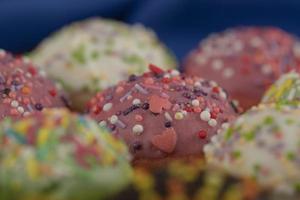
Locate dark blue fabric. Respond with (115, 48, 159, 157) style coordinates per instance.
(0, 0, 300, 61)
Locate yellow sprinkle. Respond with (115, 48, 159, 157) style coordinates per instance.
(26, 157, 39, 180)
(37, 128, 49, 145)
(174, 112, 184, 120)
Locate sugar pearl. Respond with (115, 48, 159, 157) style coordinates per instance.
(194, 81, 202, 87)
(11, 100, 18, 108)
(219, 91, 227, 99)
(99, 121, 107, 127)
(132, 124, 144, 135)
(132, 98, 141, 105)
(200, 110, 211, 121)
(208, 119, 217, 127)
(170, 70, 180, 77)
(110, 115, 118, 124)
(174, 112, 184, 120)
(191, 99, 200, 107)
(103, 103, 112, 111)
(17, 106, 24, 113)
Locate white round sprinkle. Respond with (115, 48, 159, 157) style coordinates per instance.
(203, 144, 212, 154)
(194, 81, 202, 87)
(132, 124, 144, 135)
(110, 115, 118, 124)
(11, 100, 18, 108)
(223, 68, 234, 79)
(132, 98, 141, 105)
(103, 103, 112, 112)
(219, 91, 227, 100)
(195, 56, 207, 65)
(208, 119, 217, 127)
(200, 110, 211, 121)
(23, 112, 30, 117)
(163, 74, 171, 79)
(99, 121, 107, 127)
(191, 99, 200, 107)
(221, 122, 229, 129)
(250, 37, 263, 48)
(210, 81, 218, 87)
(170, 70, 180, 77)
(17, 106, 24, 113)
(212, 59, 223, 71)
(261, 64, 272, 75)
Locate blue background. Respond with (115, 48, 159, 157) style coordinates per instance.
(0, 0, 300, 60)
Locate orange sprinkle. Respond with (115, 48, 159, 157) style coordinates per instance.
(22, 86, 31, 95)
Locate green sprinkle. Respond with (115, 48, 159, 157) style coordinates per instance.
(294, 182, 300, 192)
(286, 118, 295, 125)
(244, 131, 255, 141)
(264, 116, 274, 125)
(72, 45, 86, 64)
(123, 54, 143, 64)
(232, 151, 241, 159)
(287, 152, 296, 161)
(91, 51, 99, 60)
(224, 128, 233, 141)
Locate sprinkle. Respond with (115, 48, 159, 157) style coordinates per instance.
(261, 64, 273, 75)
(142, 103, 149, 110)
(132, 124, 144, 135)
(116, 86, 124, 93)
(212, 59, 223, 71)
(34, 103, 43, 111)
(128, 74, 137, 82)
(103, 103, 113, 111)
(200, 110, 211, 121)
(191, 99, 200, 107)
(170, 70, 180, 77)
(164, 112, 173, 121)
(174, 112, 184, 120)
(194, 81, 202, 87)
(120, 90, 132, 102)
(165, 121, 172, 128)
(99, 121, 107, 127)
(208, 119, 217, 127)
(17, 106, 24, 113)
(219, 91, 227, 99)
(116, 120, 127, 129)
(149, 95, 172, 114)
(134, 84, 148, 94)
(135, 115, 143, 122)
(149, 64, 164, 74)
(110, 115, 118, 124)
(132, 142, 143, 152)
(132, 98, 141, 105)
(11, 100, 18, 108)
(223, 68, 235, 79)
(151, 128, 177, 153)
(198, 130, 207, 139)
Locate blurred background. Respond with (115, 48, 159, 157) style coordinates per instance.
(0, 0, 300, 60)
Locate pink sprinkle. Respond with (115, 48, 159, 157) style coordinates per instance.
(10, 109, 18, 115)
(116, 86, 124, 93)
(135, 115, 143, 122)
(160, 93, 169, 99)
(127, 95, 133, 100)
(144, 77, 154, 85)
(172, 104, 180, 111)
(194, 107, 202, 113)
(23, 98, 30, 104)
